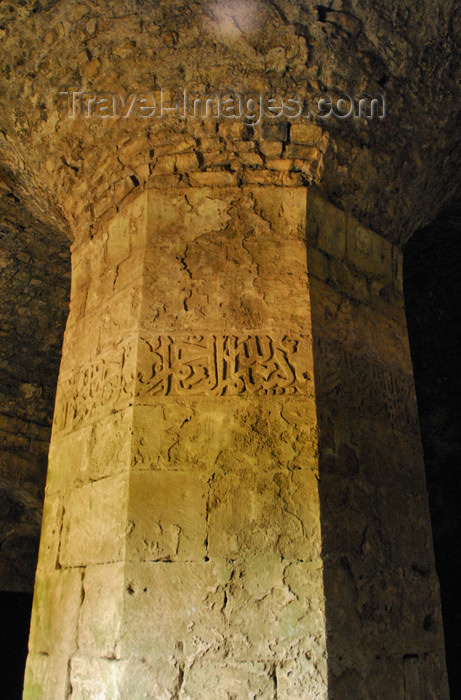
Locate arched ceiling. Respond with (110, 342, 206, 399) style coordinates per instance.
(0, 0, 460, 244)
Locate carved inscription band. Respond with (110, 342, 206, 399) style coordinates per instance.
(53, 334, 312, 433)
(137, 334, 311, 397)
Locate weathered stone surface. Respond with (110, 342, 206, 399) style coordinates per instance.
(1, 0, 460, 246)
(24, 187, 332, 697)
(307, 195, 449, 698)
(0, 194, 69, 591)
(59, 474, 128, 568)
(77, 563, 125, 657)
(0, 0, 457, 694)
(28, 568, 82, 655)
(20, 187, 448, 699)
(23, 653, 70, 700)
(127, 471, 207, 562)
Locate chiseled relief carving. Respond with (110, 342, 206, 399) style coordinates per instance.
(315, 337, 419, 432)
(53, 341, 136, 432)
(137, 334, 311, 397)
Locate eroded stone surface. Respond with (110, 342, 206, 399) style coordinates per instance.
(25, 188, 331, 698)
(0, 1, 460, 245)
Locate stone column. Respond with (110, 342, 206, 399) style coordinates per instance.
(24, 187, 328, 698)
(306, 193, 448, 698)
(24, 186, 448, 699)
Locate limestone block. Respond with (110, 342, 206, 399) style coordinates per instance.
(83, 409, 133, 483)
(118, 561, 232, 659)
(35, 493, 63, 572)
(276, 638, 328, 699)
(69, 655, 119, 699)
(175, 152, 200, 172)
(258, 141, 283, 157)
(46, 427, 90, 495)
(23, 653, 70, 700)
(308, 246, 330, 281)
(188, 171, 238, 187)
(285, 144, 320, 161)
(182, 657, 276, 699)
(131, 398, 318, 476)
(53, 336, 137, 434)
(290, 123, 326, 146)
(242, 170, 304, 187)
(347, 220, 393, 280)
(28, 568, 82, 655)
(126, 471, 207, 562)
(266, 157, 293, 171)
(250, 186, 308, 240)
(105, 214, 132, 267)
(208, 465, 321, 561)
(78, 563, 125, 656)
(241, 237, 308, 282)
(213, 557, 326, 663)
(315, 199, 346, 260)
(59, 474, 128, 567)
(116, 657, 180, 700)
(418, 652, 451, 700)
(330, 258, 369, 302)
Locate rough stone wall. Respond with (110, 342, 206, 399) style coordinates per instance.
(306, 193, 448, 698)
(0, 191, 70, 591)
(0, 0, 460, 245)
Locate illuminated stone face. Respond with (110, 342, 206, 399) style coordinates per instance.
(22, 187, 449, 698)
(0, 1, 459, 695)
(24, 188, 329, 698)
(207, 1, 266, 37)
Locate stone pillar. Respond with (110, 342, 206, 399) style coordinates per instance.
(306, 193, 448, 698)
(24, 187, 328, 698)
(24, 186, 448, 699)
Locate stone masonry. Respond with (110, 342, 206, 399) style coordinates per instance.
(23, 188, 448, 698)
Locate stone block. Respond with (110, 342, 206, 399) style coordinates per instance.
(28, 568, 82, 655)
(261, 121, 288, 141)
(78, 563, 125, 656)
(315, 199, 346, 260)
(23, 653, 70, 700)
(59, 474, 128, 567)
(249, 186, 307, 239)
(183, 656, 276, 699)
(46, 428, 89, 495)
(188, 171, 238, 186)
(285, 144, 320, 160)
(116, 657, 180, 699)
(126, 471, 207, 562)
(106, 214, 131, 267)
(175, 152, 199, 171)
(308, 246, 330, 281)
(347, 220, 393, 280)
(259, 141, 284, 158)
(35, 494, 63, 572)
(266, 157, 293, 171)
(208, 464, 321, 561)
(119, 561, 231, 658)
(69, 656, 119, 699)
(242, 169, 304, 186)
(330, 258, 369, 302)
(290, 122, 325, 145)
